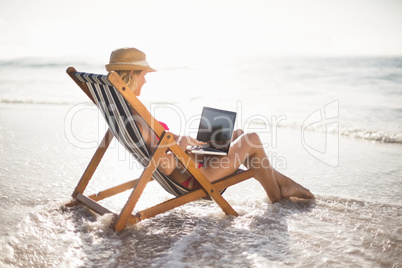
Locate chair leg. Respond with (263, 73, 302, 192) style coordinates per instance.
(128, 170, 254, 224)
(88, 178, 141, 201)
(168, 142, 239, 217)
(72, 129, 114, 199)
(113, 133, 171, 231)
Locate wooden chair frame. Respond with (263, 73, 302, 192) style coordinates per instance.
(66, 67, 254, 231)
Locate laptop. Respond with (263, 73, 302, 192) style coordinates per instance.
(190, 107, 237, 156)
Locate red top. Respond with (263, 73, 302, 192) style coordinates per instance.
(156, 121, 169, 141)
(159, 121, 169, 131)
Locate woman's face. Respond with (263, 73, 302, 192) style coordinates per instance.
(132, 71, 148, 96)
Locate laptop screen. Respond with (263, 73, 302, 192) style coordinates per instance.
(196, 107, 237, 151)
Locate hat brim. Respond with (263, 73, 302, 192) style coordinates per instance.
(105, 63, 156, 72)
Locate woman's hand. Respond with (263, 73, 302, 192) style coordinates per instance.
(178, 136, 206, 150)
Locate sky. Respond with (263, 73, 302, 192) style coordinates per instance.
(0, 0, 401, 65)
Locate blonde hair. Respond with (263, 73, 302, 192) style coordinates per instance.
(116, 70, 142, 91)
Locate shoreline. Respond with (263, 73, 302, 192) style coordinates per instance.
(1, 101, 401, 199)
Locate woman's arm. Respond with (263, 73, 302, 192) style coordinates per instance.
(151, 133, 206, 176)
(156, 151, 177, 176)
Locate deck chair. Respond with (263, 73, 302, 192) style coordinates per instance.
(66, 67, 255, 231)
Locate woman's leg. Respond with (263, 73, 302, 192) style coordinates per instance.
(202, 132, 282, 202)
(272, 169, 315, 199)
(201, 132, 314, 202)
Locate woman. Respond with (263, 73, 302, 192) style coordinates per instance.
(105, 47, 314, 203)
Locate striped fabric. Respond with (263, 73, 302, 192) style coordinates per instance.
(74, 72, 190, 197)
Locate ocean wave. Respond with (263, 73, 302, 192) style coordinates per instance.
(1, 194, 400, 267)
(0, 99, 74, 106)
(0, 57, 196, 71)
(249, 119, 402, 144)
(303, 124, 402, 144)
(2, 98, 401, 144)
(302, 120, 402, 144)
(0, 57, 100, 69)
(341, 128, 402, 144)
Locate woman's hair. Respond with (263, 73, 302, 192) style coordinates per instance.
(116, 70, 142, 91)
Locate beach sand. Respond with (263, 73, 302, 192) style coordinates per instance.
(0, 102, 401, 267)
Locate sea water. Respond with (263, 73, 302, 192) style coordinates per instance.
(0, 56, 401, 267)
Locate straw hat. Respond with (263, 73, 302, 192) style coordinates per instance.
(105, 47, 156, 72)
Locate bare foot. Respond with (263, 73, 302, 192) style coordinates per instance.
(280, 182, 315, 200)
